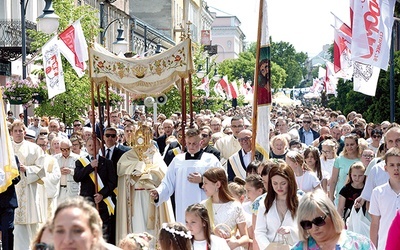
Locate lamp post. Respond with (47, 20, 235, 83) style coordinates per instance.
(99, 2, 128, 54)
(21, 0, 59, 126)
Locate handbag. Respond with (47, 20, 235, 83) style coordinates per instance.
(346, 205, 371, 237)
(265, 234, 290, 250)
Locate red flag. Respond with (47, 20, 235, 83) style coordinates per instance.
(58, 19, 88, 77)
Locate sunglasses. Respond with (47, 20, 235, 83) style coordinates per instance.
(300, 215, 327, 230)
(372, 135, 382, 138)
(201, 134, 209, 138)
(105, 134, 117, 138)
(35, 242, 54, 250)
(60, 148, 70, 152)
(303, 121, 311, 124)
(73, 124, 82, 127)
(40, 132, 48, 135)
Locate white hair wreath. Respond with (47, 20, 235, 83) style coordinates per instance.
(162, 223, 192, 239)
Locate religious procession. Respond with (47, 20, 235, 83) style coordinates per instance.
(1, 0, 400, 250)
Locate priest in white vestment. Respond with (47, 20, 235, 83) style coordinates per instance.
(150, 128, 223, 223)
(10, 121, 45, 250)
(116, 124, 175, 244)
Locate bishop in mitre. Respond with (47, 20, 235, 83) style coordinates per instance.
(116, 123, 174, 243)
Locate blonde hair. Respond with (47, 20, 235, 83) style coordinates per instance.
(297, 189, 344, 241)
(119, 232, 153, 250)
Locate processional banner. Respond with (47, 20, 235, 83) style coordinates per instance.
(89, 39, 194, 95)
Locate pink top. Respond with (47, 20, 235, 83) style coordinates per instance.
(386, 210, 400, 250)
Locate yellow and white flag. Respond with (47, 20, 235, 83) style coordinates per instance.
(0, 88, 19, 193)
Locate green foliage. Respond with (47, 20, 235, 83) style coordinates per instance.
(327, 51, 400, 123)
(270, 41, 308, 88)
(28, 0, 101, 124)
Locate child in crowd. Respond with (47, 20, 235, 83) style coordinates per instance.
(320, 139, 337, 182)
(119, 232, 153, 250)
(370, 147, 400, 250)
(304, 147, 328, 192)
(202, 167, 250, 249)
(245, 174, 266, 250)
(337, 162, 366, 224)
(158, 222, 192, 250)
(185, 203, 230, 250)
(285, 150, 321, 193)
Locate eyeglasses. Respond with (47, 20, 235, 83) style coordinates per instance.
(40, 132, 48, 135)
(238, 136, 251, 143)
(303, 121, 311, 124)
(231, 125, 244, 128)
(73, 124, 81, 127)
(300, 215, 328, 230)
(372, 135, 382, 138)
(35, 242, 54, 250)
(313, 119, 320, 122)
(105, 134, 117, 138)
(201, 134, 209, 138)
(60, 148, 70, 152)
(338, 119, 346, 123)
(362, 154, 374, 158)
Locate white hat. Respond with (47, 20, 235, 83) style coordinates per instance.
(25, 129, 36, 139)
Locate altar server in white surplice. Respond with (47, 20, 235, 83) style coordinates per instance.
(150, 128, 223, 223)
(54, 138, 80, 205)
(35, 135, 61, 220)
(10, 121, 45, 250)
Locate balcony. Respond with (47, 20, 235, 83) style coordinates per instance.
(0, 19, 37, 61)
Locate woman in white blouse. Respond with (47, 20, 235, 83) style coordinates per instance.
(201, 167, 250, 249)
(254, 161, 299, 249)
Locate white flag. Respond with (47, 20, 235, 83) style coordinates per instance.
(58, 19, 88, 77)
(42, 36, 66, 99)
(351, 0, 395, 70)
(353, 62, 380, 96)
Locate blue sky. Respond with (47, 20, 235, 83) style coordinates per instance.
(206, 0, 350, 57)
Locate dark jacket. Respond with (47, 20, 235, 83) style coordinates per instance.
(298, 127, 320, 145)
(203, 145, 221, 161)
(227, 150, 263, 182)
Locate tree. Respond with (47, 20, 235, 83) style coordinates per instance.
(29, 0, 100, 125)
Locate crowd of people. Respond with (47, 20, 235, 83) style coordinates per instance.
(1, 103, 398, 249)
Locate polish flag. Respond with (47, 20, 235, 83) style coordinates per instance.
(229, 80, 238, 99)
(219, 75, 232, 99)
(196, 75, 210, 97)
(58, 19, 88, 78)
(332, 13, 352, 74)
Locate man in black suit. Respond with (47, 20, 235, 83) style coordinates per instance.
(200, 126, 220, 160)
(227, 129, 263, 182)
(103, 127, 128, 170)
(73, 137, 117, 244)
(155, 119, 175, 155)
(0, 156, 20, 250)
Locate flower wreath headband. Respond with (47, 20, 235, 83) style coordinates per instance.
(162, 223, 192, 239)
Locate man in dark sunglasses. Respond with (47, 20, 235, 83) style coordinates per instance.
(298, 115, 320, 146)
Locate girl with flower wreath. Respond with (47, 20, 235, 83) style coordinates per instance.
(158, 222, 192, 250)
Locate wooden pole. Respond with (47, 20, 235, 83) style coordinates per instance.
(88, 45, 99, 211)
(188, 73, 194, 127)
(251, 0, 264, 161)
(181, 77, 186, 145)
(105, 81, 111, 127)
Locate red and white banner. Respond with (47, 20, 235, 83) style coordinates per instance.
(42, 36, 66, 99)
(325, 61, 338, 95)
(59, 19, 88, 78)
(229, 80, 238, 99)
(196, 75, 210, 97)
(351, 0, 396, 70)
(219, 75, 232, 100)
(332, 14, 353, 79)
